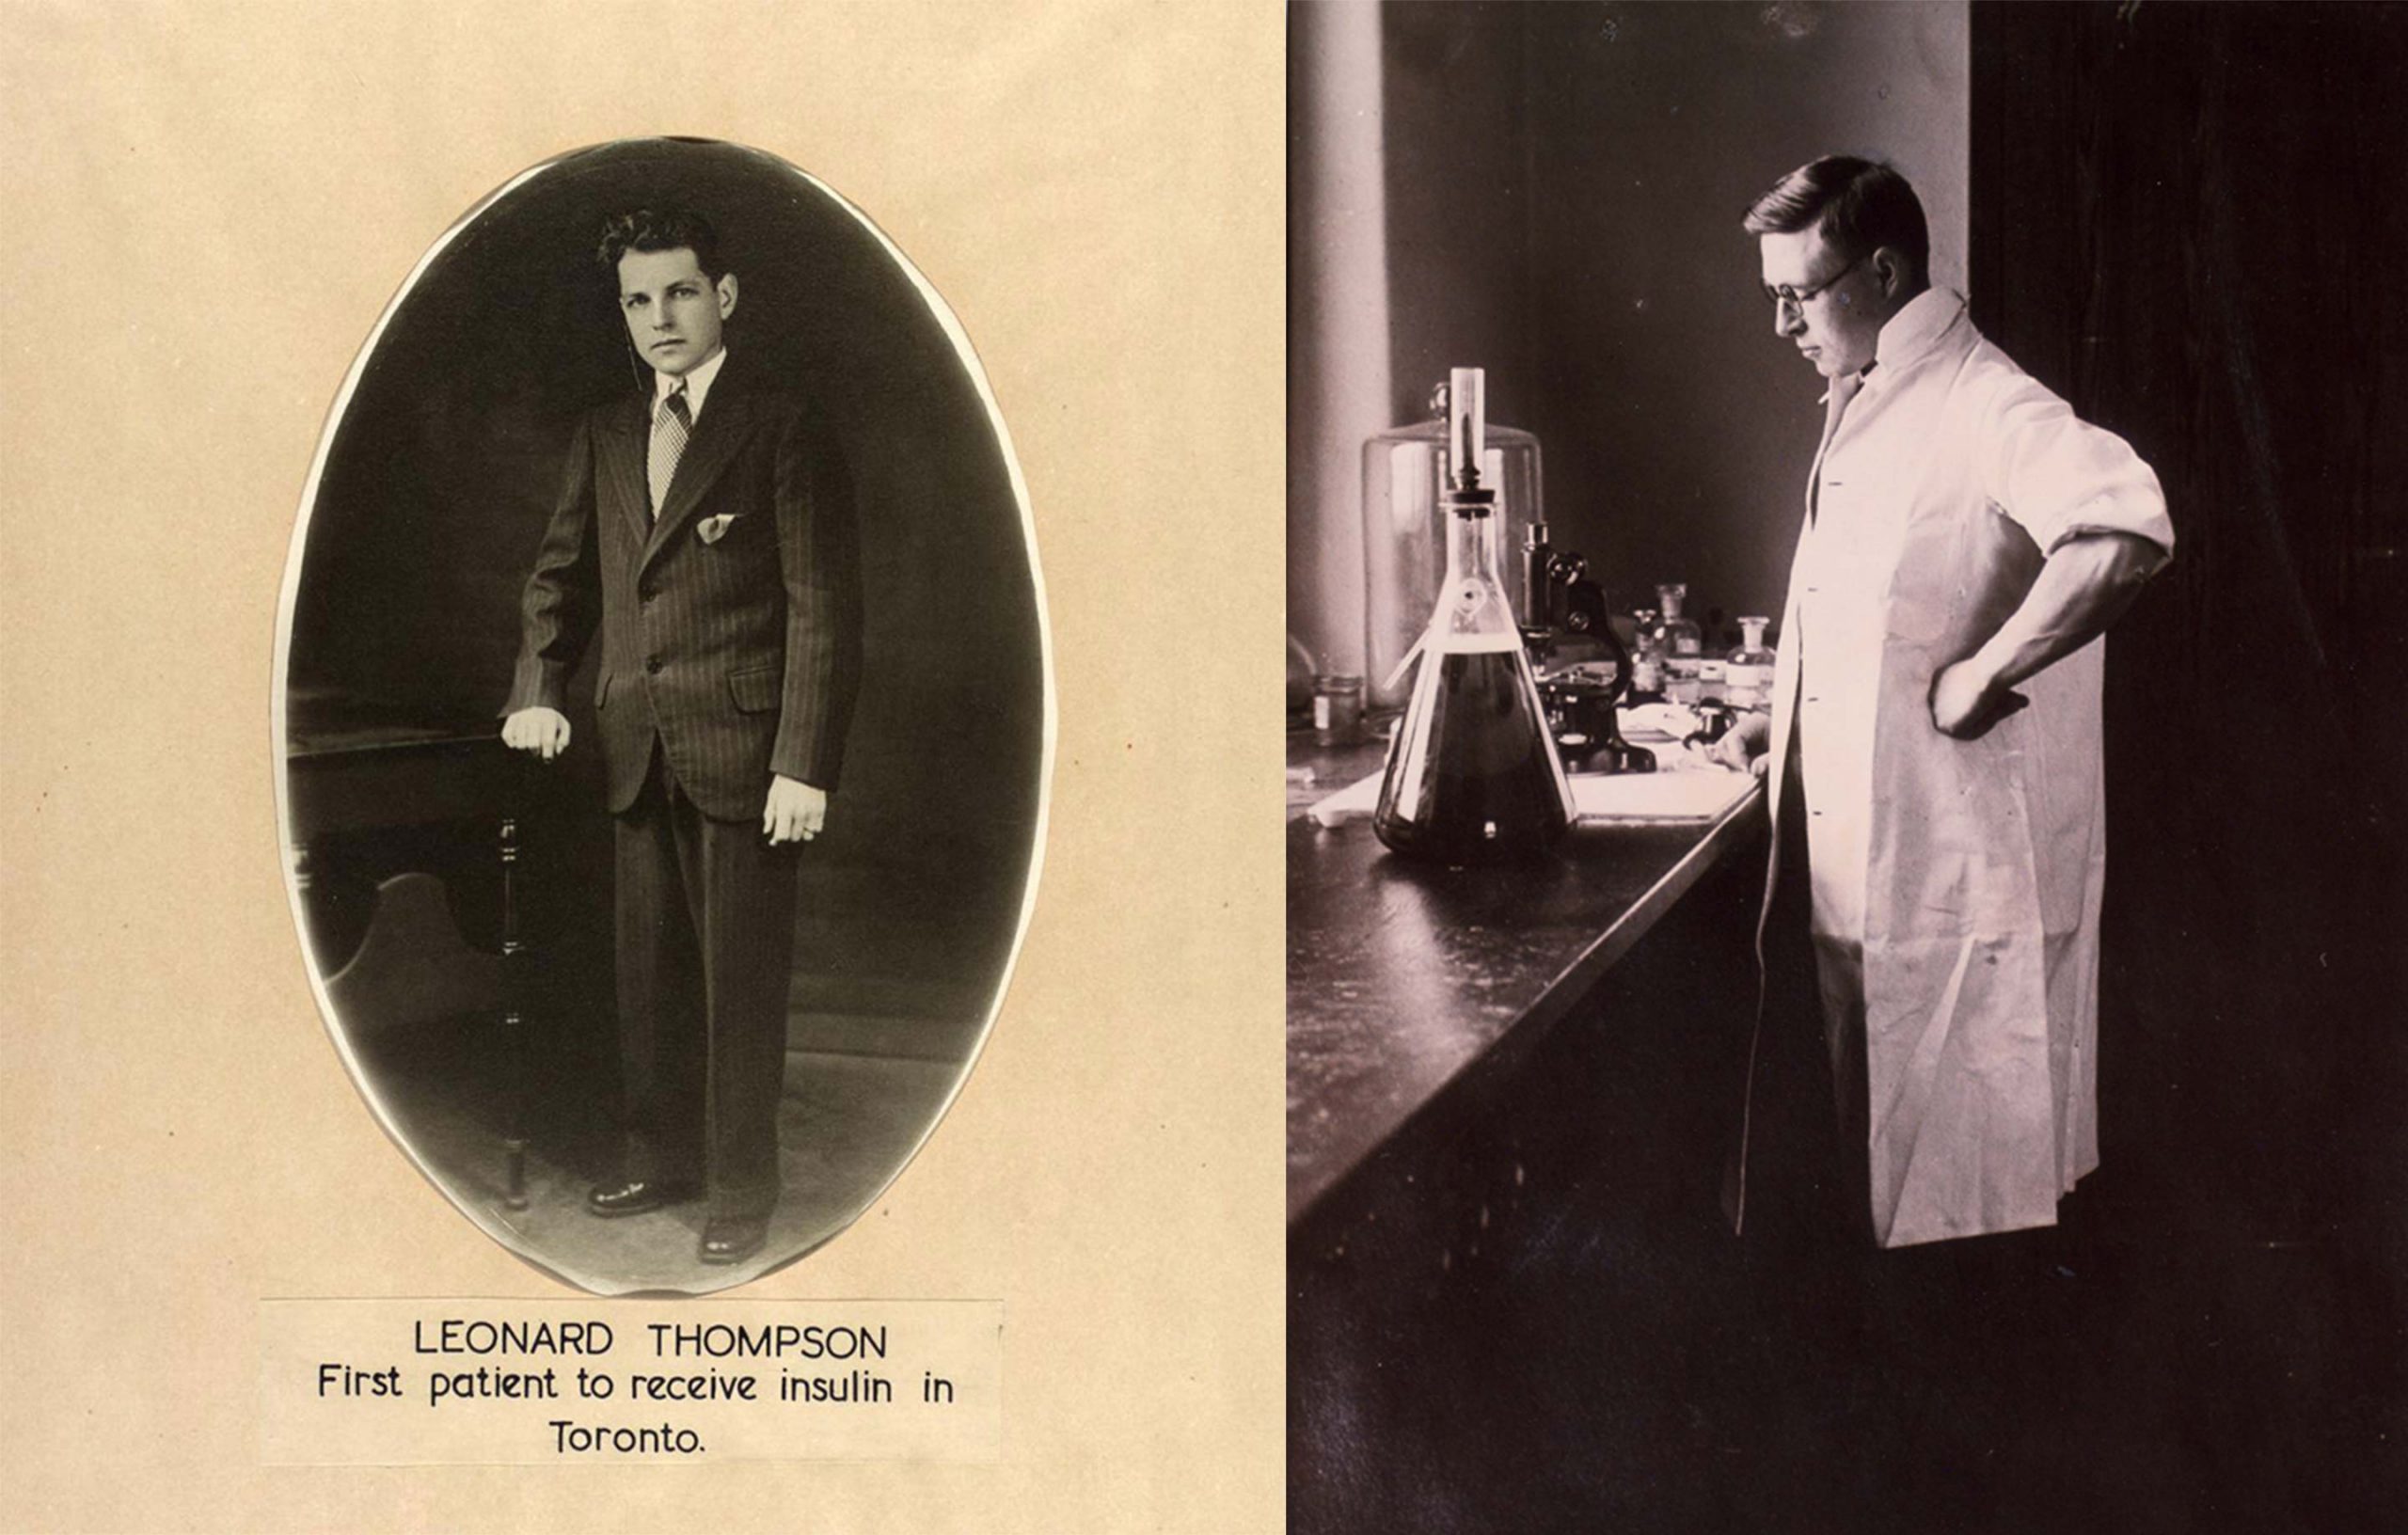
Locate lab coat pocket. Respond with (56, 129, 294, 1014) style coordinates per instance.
(727, 665, 782, 715)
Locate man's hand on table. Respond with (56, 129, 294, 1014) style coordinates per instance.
(502, 706, 572, 761)
(1708, 710, 1773, 777)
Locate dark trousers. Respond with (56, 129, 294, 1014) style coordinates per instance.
(613, 745, 799, 1220)
(1751, 747, 1877, 1248)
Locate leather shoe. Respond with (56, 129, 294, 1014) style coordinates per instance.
(586, 1179, 693, 1218)
(699, 1215, 769, 1265)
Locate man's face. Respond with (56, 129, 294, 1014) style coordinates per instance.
(1757, 228, 1881, 379)
(617, 246, 737, 377)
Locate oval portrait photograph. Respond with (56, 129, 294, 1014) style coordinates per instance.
(274, 137, 1049, 1294)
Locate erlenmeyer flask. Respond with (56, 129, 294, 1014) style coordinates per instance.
(1360, 385, 1543, 717)
(1373, 369, 1575, 864)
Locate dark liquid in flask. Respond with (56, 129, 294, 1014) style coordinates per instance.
(1373, 648, 1571, 863)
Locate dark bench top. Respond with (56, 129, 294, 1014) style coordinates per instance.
(1287, 734, 1766, 1226)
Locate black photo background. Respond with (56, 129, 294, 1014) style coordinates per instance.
(285, 135, 1043, 1100)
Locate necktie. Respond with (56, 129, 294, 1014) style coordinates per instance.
(1811, 365, 1871, 526)
(647, 386, 692, 522)
(1820, 365, 1869, 453)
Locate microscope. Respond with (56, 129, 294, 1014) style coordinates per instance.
(1521, 517, 1654, 775)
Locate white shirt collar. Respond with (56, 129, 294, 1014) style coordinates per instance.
(1817, 288, 1967, 405)
(1874, 287, 1966, 374)
(654, 344, 728, 419)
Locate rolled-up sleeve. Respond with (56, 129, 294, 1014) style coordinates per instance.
(1976, 367, 2173, 560)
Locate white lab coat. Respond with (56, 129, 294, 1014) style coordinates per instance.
(1756, 290, 2172, 1247)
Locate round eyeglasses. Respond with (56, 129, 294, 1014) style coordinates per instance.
(1764, 254, 1865, 313)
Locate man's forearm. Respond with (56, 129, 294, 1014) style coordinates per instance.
(505, 419, 605, 713)
(1964, 530, 2169, 691)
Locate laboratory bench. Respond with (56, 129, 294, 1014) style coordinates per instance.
(1286, 727, 1772, 1532)
(1287, 730, 1766, 1228)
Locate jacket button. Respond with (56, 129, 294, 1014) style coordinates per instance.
(645, 657, 663, 674)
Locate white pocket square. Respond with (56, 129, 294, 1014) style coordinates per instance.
(696, 514, 736, 545)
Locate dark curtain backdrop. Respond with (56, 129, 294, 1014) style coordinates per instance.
(286, 137, 1045, 1039)
(1973, 1, 2408, 1513)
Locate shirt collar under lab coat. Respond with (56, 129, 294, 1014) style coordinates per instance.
(653, 342, 728, 421)
(1817, 287, 1968, 404)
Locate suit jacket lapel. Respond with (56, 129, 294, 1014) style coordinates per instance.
(596, 393, 653, 546)
(640, 377, 757, 578)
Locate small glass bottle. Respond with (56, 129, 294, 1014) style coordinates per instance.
(1656, 583, 1703, 705)
(1696, 657, 1728, 706)
(1373, 367, 1574, 864)
(1725, 616, 1775, 712)
(1629, 607, 1663, 700)
(1311, 673, 1366, 747)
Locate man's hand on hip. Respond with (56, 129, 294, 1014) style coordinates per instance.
(1929, 661, 2030, 740)
(763, 775, 828, 845)
(502, 706, 572, 761)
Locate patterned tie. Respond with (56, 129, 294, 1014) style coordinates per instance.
(647, 385, 692, 522)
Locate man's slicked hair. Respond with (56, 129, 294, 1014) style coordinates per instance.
(596, 206, 727, 283)
(1742, 156, 1928, 281)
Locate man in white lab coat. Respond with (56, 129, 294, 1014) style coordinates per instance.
(1721, 157, 2174, 1248)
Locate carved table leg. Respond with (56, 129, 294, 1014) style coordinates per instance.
(499, 808, 530, 1211)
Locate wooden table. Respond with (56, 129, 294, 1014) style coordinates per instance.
(285, 717, 545, 1209)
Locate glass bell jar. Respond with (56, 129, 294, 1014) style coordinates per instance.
(1361, 377, 1543, 715)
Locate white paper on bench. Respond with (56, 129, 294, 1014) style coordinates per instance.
(1307, 767, 1754, 830)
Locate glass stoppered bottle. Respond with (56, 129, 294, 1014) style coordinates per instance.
(1628, 607, 1663, 700)
(1373, 368, 1575, 863)
(1725, 616, 1775, 712)
(1655, 583, 1703, 706)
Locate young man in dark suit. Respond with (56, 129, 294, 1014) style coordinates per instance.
(501, 206, 863, 1266)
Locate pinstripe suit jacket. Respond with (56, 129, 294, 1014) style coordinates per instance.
(504, 356, 863, 821)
